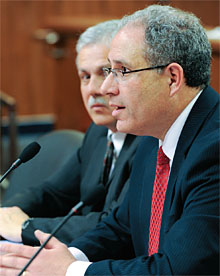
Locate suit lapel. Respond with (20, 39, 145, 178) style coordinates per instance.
(157, 86, 220, 251)
(161, 87, 219, 229)
(106, 134, 139, 185)
(82, 132, 108, 198)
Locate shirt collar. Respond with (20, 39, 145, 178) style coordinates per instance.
(107, 130, 127, 157)
(160, 90, 202, 167)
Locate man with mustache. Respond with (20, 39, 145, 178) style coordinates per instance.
(0, 19, 140, 246)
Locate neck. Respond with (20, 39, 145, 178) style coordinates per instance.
(158, 86, 201, 141)
(159, 88, 201, 141)
(107, 125, 117, 133)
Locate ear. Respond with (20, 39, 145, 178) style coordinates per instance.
(166, 63, 184, 97)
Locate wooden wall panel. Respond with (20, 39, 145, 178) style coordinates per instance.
(1, 1, 56, 115)
(171, 0, 220, 26)
(1, 0, 219, 132)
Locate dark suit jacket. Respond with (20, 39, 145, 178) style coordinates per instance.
(71, 86, 220, 275)
(3, 123, 141, 245)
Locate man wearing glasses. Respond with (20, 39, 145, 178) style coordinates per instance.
(0, 4, 219, 276)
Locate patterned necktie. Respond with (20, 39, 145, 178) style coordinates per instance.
(101, 135, 115, 186)
(148, 146, 170, 256)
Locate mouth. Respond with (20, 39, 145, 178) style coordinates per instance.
(110, 103, 125, 117)
(110, 103, 125, 110)
(115, 106, 125, 110)
(90, 104, 107, 112)
(91, 104, 106, 108)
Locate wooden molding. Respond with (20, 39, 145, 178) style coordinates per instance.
(42, 16, 118, 35)
(38, 17, 220, 54)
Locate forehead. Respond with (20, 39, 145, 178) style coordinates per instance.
(78, 43, 110, 70)
(108, 25, 146, 67)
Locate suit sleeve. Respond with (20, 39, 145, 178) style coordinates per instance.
(21, 212, 100, 246)
(70, 192, 135, 261)
(2, 124, 95, 215)
(2, 148, 82, 217)
(22, 178, 131, 246)
(3, 124, 112, 246)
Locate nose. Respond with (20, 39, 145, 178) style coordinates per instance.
(88, 76, 102, 97)
(101, 74, 119, 96)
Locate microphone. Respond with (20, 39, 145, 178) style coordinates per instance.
(18, 184, 106, 276)
(0, 142, 41, 184)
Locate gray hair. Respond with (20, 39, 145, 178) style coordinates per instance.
(76, 19, 119, 66)
(119, 5, 211, 88)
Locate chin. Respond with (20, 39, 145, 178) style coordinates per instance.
(93, 117, 115, 127)
(117, 120, 143, 135)
(116, 121, 130, 134)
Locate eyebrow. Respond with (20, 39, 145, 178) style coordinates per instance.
(77, 69, 88, 75)
(78, 64, 110, 73)
(107, 57, 132, 68)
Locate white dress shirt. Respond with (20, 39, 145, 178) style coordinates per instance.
(108, 130, 127, 176)
(161, 91, 202, 168)
(66, 91, 202, 276)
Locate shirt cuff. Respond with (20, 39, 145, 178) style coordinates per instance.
(68, 247, 90, 261)
(66, 260, 92, 276)
(66, 247, 92, 276)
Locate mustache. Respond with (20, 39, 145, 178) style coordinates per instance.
(88, 96, 108, 108)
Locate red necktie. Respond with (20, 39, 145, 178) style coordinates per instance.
(148, 146, 170, 256)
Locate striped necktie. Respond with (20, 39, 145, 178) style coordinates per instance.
(101, 135, 115, 186)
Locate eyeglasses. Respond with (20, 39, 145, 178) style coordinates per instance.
(102, 64, 169, 82)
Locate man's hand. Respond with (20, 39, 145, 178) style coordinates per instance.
(0, 206, 29, 242)
(0, 230, 76, 276)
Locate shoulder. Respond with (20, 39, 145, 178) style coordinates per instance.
(85, 123, 108, 138)
(82, 123, 108, 146)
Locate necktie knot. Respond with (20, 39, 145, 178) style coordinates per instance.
(157, 146, 169, 165)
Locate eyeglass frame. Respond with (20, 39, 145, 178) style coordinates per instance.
(102, 64, 169, 80)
